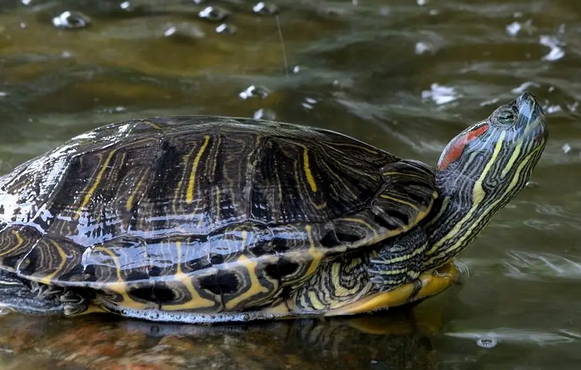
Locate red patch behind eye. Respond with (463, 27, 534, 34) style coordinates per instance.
(438, 124, 489, 171)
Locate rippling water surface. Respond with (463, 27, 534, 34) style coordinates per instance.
(0, 0, 580, 369)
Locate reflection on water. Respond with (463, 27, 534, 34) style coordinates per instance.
(0, 306, 445, 370)
(0, 0, 580, 369)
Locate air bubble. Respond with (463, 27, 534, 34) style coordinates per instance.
(302, 97, 318, 110)
(52, 11, 91, 29)
(239, 85, 270, 100)
(148, 311, 160, 320)
(253, 108, 276, 120)
(253, 2, 279, 15)
(199, 6, 228, 22)
(562, 143, 571, 154)
(216, 23, 237, 35)
(163, 24, 205, 40)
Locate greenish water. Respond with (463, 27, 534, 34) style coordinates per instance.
(0, 0, 579, 369)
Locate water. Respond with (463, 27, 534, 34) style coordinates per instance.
(0, 0, 579, 369)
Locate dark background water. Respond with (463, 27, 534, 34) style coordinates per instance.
(0, 0, 580, 369)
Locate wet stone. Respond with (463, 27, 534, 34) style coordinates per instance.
(198, 6, 228, 22)
(52, 11, 91, 29)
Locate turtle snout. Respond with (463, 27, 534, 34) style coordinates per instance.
(515, 92, 544, 124)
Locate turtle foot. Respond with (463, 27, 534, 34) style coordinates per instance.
(0, 269, 87, 316)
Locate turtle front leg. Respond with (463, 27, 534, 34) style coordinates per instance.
(367, 226, 428, 292)
(0, 269, 87, 316)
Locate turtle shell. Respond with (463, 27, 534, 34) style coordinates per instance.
(0, 117, 436, 312)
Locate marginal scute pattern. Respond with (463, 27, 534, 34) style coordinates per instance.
(0, 116, 436, 312)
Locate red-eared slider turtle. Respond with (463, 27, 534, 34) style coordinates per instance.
(0, 92, 547, 323)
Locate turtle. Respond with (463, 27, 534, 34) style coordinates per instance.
(0, 92, 547, 323)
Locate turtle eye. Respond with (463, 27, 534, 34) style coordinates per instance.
(496, 109, 515, 125)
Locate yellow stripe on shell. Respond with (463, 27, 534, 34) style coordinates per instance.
(125, 169, 150, 211)
(75, 149, 117, 219)
(186, 135, 211, 204)
(302, 146, 318, 192)
(379, 194, 420, 212)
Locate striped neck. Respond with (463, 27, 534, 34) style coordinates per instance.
(420, 92, 548, 270)
(422, 130, 546, 271)
(421, 178, 485, 271)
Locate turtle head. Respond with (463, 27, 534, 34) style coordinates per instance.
(424, 92, 548, 269)
(437, 91, 547, 191)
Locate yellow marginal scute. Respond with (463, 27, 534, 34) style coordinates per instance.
(304, 225, 324, 277)
(94, 246, 149, 309)
(0, 230, 25, 258)
(37, 240, 68, 284)
(224, 255, 269, 310)
(75, 149, 117, 219)
(325, 262, 458, 316)
(162, 241, 216, 310)
(186, 135, 211, 204)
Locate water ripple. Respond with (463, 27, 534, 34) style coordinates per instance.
(503, 251, 581, 282)
(446, 328, 581, 346)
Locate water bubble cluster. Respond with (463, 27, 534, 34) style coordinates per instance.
(476, 336, 498, 348)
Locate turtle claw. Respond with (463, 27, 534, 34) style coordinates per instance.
(59, 290, 88, 316)
(37, 285, 65, 300)
(63, 301, 87, 316)
(24, 279, 88, 316)
(59, 290, 84, 304)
